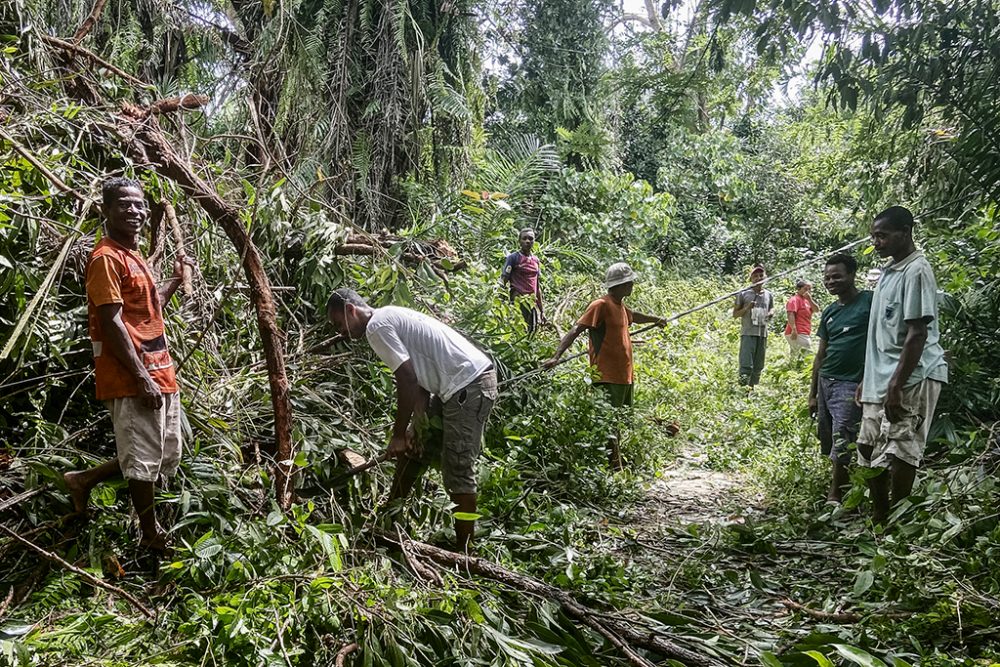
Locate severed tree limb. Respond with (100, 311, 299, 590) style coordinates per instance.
(163, 202, 193, 296)
(38, 34, 149, 89)
(335, 642, 358, 667)
(0, 487, 45, 513)
(147, 202, 166, 276)
(0, 525, 154, 619)
(72, 0, 108, 43)
(781, 598, 911, 623)
(376, 532, 717, 666)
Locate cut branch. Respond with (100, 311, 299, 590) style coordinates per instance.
(0, 487, 46, 513)
(781, 598, 912, 623)
(335, 642, 358, 667)
(0, 525, 154, 619)
(376, 532, 717, 666)
(163, 202, 193, 296)
(72, 0, 108, 43)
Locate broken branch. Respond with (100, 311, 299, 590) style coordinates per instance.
(72, 0, 108, 43)
(0, 487, 46, 513)
(781, 598, 911, 623)
(375, 532, 716, 666)
(0, 525, 154, 619)
(334, 642, 358, 667)
(163, 202, 193, 296)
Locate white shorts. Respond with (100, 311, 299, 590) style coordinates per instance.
(106, 393, 183, 482)
(857, 379, 942, 469)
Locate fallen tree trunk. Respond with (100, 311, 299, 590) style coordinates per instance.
(334, 234, 467, 272)
(376, 532, 719, 667)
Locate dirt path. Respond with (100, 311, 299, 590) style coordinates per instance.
(636, 445, 762, 529)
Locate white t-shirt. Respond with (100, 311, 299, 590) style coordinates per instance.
(365, 306, 492, 401)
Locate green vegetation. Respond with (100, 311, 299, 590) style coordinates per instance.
(2, 0, 999, 665)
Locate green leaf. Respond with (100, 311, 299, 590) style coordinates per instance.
(831, 644, 888, 667)
(803, 650, 835, 667)
(853, 570, 874, 595)
(454, 512, 482, 521)
(759, 651, 783, 666)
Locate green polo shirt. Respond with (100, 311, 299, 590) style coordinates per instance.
(817, 290, 873, 382)
(860, 250, 948, 403)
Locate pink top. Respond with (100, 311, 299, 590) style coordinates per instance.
(784, 294, 814, 335)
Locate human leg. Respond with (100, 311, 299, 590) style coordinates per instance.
(817, 378, 840, 501)
(751, 336, 767, 385)
(857, 402, 890, 523)
(826, 379, 861, 503)
(784, 333, 798, 357)
(738, 336, 754, 386)
(519, 302, 540, 335)
(890, 457, 917, 506)
(598, 383, 633, 470)
(450, 492, 477, 553)
(63, 458, 121, 515)
(441, 371, 497, 552)
(882, 379, 943, 509)
(113, 396, 177, 549)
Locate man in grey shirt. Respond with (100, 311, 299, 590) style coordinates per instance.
(857, 206, 948, 524)
(733, 264, 774, 387)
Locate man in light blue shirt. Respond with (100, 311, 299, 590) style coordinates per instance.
(857, 206, 948, 524)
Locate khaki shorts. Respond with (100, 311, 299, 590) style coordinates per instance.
(106, 393, 183, 482)
(857, 379, 942, 469)
(785, 333, 812, 356)
(410, 370, 498, 495)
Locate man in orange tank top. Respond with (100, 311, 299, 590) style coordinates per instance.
(63, 177, 194, 557)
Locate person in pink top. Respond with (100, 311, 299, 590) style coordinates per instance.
(784, 279, 819, 356)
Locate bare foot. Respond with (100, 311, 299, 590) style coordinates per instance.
(63, 471, 90, 516)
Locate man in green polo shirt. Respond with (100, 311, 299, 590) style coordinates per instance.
(857, 206, 948, 524)
(809, 253, 873, 503)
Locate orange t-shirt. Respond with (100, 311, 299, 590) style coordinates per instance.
(577, 295, 634, 385)
(86, 237, 177, 400)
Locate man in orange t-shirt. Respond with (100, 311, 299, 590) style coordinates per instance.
(63, 177, 194, 557)
(544, 263, 667, 469)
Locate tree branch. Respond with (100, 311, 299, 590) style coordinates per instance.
(39, 33, 150, 89)
(376, 532, 717, 666)
(0, 525, 155, 619)
(72, 0, 108, 44)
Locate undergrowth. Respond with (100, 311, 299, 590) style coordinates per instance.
(3, 263, 998, 666)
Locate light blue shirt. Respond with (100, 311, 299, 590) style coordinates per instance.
(861, 250, 948, 403)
